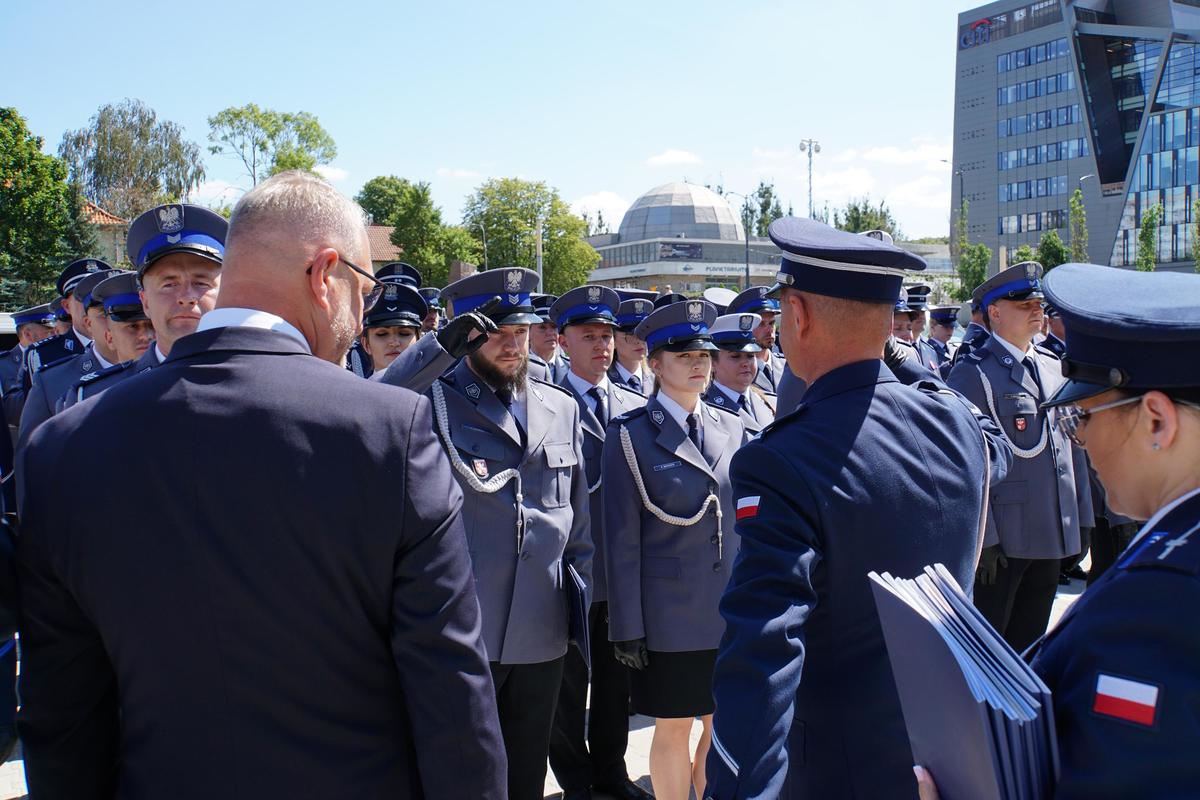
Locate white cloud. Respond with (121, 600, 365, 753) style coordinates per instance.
(314, 165, 348, 182)
(646, 149, 702, 167)
(571, 190, 630, 230)
(186, 179, 245, 207)
(436, 166, 483, 180)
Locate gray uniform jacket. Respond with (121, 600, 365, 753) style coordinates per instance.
(702, 383, 776, 434)
(375, 333, 458, 395)
(751, 352, 785, 394)
(432, 359, 593, 665)
(947, 338, 1085, 559)
(17, 346, 99, 453)
(1, 347, 25, 440)
(607, 364, 651, 396)
(602, 396, 750, 652)
(556, 373, 646, 604)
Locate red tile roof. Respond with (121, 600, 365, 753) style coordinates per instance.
(82, 200, 128, 226)
(367, 225, 403, 264)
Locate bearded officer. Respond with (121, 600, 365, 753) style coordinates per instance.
(705, 217, 1013, 799)
(548, 284, 650, 800)
(946, 261, 1087, 653)
(427, 267, 593, 800)
(702, 312, 777, 433)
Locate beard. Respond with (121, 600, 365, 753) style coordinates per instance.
(468, 351, 528, 395)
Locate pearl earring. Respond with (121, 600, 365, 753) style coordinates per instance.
(1152, 442, 1161, 451)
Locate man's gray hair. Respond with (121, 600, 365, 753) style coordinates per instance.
(227, 170, 367, 254)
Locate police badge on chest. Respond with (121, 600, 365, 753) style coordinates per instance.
(473, 458, 489, 478)
(1015, 416, 1028, 432)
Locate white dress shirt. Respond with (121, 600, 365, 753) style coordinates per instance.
(656, 390, 704, 448)
(196, 307, 312, 354)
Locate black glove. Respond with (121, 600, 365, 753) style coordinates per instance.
(975, 545, 1008, 587)
(882, 335, 911, 373)
(613, 638, 649, 671)
(436, 296, 501, 359)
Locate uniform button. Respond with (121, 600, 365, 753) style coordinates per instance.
(712, 562, 722, 572)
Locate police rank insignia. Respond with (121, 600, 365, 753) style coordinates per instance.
(505, 270, 523, 292)
(465, 383, 481, 400)
(587, 286, 602, 303)
(1015, 416, 1028, 432)
(156, 204, 184, 233)
(687, 301, 704, 323)
(473, 458, 489, 478)
(712, 395, 725, 405)
(651, 409, 665, 425)
(64, 339, 76, 352)
(739, 314, 754, 331)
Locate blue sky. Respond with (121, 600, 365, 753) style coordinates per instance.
(4, 0, 970, 238)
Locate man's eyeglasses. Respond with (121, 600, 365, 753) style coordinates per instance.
(307, 256, 384, 312)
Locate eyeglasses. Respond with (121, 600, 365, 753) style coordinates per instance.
(1055, 395, 1143, 446)
(307, 256, 384, 312)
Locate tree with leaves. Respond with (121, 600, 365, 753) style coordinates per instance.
(462, 178, 599, 294)
(208, 104, 336, 185)
(950, 199, 969, 270)
(59, 99, 205, 221)
(1011, 243, 1037, 264)
(1068, 188, 1088, 263)
(1036, 230, 1068, 271)
(1135, 203, 1161, 272)
(952, 242, 991, 301)
(833, 197, 904, 241)
(0, 108, 99, 308)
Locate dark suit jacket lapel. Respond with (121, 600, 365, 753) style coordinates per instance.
(648, 396, 710, 476)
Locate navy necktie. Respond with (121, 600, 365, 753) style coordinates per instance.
(687, 413, 700, 450)
(628, 374, 642, 393)
(588, 386, 608, 427)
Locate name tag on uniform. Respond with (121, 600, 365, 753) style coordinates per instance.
(653, 460, 682, 472)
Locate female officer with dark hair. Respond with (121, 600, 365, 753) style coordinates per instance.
(917, 263, 1200, 799)
(602, 299, 750, 800)
(358, 280, 427, 374)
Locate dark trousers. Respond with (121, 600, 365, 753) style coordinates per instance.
(1088, 520, 1139, 586)
(974, 556, 1062, 653)
(490, 656, 565, 800)
(549, 602, 631, 791)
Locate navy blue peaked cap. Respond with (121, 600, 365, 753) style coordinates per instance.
(766, 217, 926, 304)
(443, 267, 541, 324)
(418, 287, 442, 310)
(531, 293, 557, 321)
(1043, 263, 1200, 407)
(364, 282, 428, 328)
(635, 299, 719, 353)
(653, 292, 687, 309)
(92, 271, 148, 322)
(376, 262, 422, 288)
(728, 286, 780, 315)
(12, 304, 55, 328)
(127, 204, 227, 277)
(74, 269, 117, 308)
(973, 261, 1044, 309)
(551, 285, 621, 328)
(929, 306, 958, 326)
(57, 258, 115, 297)
(616, 297, 654, 331)
(615, 288, 658, 302)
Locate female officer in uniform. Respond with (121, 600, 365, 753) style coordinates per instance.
(357, 280, 427, 373)
(602, 299, 750, 800)
(917, 262, 1200, 799)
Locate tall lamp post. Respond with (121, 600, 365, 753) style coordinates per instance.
(798, 139, 821, 218)
(724, 190, 754, 290)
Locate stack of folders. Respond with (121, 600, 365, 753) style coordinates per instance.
(869, 564, 1059, 800)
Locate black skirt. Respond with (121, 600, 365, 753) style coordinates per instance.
(629, 649, 717, 718)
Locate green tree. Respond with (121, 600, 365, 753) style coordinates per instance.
(433, 226, 483, 288)
(462, 177, 599, 294)
(1036, 230, 1068, 270)
(208, 104, 336, 185)
(745, 180, 786, 237)
(952, 242, 991, 301)
(833, 196, 904, 240)
(1011, 243, 1037, 264)
(355, 175, 412, 225)
(951, 199, 969, 271)
(59, 98, 205, 220)
(1, 108, 74, 307)
(1135, 203, 1162, 272)
(1068, 188, 1088, 262)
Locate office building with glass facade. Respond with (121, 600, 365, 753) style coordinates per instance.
(952, 0, 1200, 272)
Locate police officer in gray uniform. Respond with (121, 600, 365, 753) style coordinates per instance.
(726, 286, 784, 394)
(1, 305, 54, 434)
(426, 267, 592, 800)
(605, 299, 750, 800)
(548, 285, 650, 800)
(702, 312, 777, 433)
(608, 296, 655, 395)
(947, 261, 1088, 652)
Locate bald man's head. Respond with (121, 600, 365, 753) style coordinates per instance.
(221, 171, 373, 364)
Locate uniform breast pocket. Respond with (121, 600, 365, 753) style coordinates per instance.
(542, 442, 578, 508)
(998, 395, 1040, 439)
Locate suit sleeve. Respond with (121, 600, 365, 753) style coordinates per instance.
(392, 394, 507, 798)
(375, 333, 457, 394)
(16, 432, 121, 798)
(564, 403, 593, 605)
(706, 443, 822, 799)
(601, 420, 644, 642)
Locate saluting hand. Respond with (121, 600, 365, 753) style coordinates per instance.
(436, 296, 501, 359)
(613, 639, 649, 670)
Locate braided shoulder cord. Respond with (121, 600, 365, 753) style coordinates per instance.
(978, 369, 1050, 459)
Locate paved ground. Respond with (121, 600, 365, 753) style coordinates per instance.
(0, 577, 1088, 800)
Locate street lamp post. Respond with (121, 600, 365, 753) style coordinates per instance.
(798, 139, 821, 218)
(724, 190, 754, 290)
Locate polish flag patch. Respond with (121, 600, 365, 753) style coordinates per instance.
(1093, 674, 1159, 726)
(736, 496, 761, 521)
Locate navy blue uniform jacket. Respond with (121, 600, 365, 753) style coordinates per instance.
(706, 359, 1013, 799)
(16, 326, 506, 799)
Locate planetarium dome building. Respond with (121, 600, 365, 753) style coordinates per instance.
(617, 182, 745, 242)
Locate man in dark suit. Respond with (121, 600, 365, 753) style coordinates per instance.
(16, 170, 506, 799)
